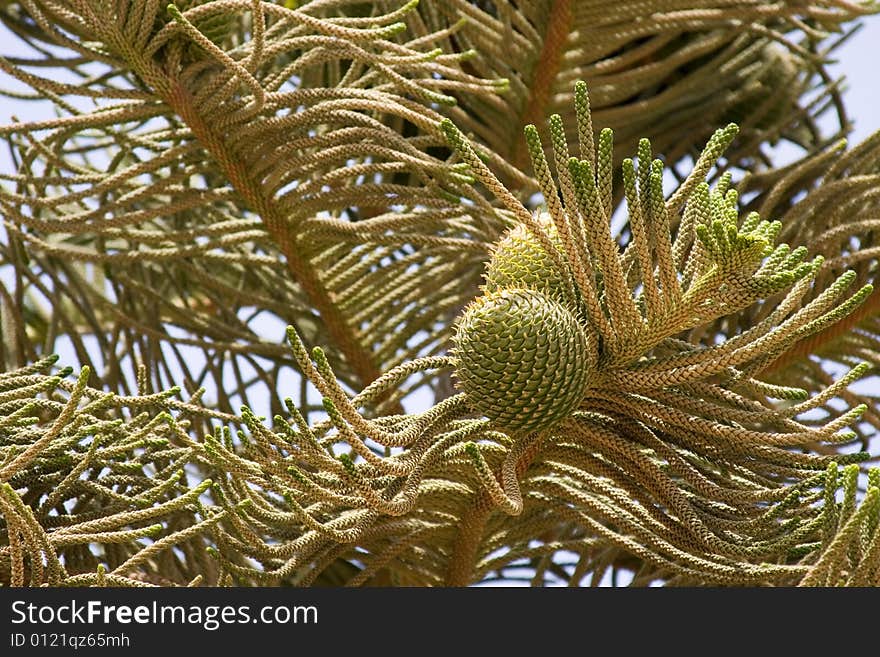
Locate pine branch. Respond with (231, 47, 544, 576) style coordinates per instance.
(208, 89, 877, 586)
(404, 0, 874, 188)
(0, 355, 239, 586)
(0, 0, 507, 414)
(1, 2, 879, 589)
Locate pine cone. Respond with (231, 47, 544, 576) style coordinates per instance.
(452, 287, 594, 433)
(483, 211, 568, 298)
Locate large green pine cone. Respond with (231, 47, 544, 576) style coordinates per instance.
(453, 288, 594, 433)
(484, 211, 569, 298)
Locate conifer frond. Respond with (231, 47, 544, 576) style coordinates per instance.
(718, 130, 880, 440)
(0, 0, 505, 413)
(402, 0, 873, 177)
(0, 355, 237, 587)
(2, 3, 879, 589)
(210, 91, 877, 586)
(799, 465, 880, 586)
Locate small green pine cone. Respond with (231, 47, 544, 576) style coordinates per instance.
(453, 287, 595, 433)
(484, 211, 569, 299)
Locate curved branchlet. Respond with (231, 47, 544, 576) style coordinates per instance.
(2, 3, 879, 589)
(727, 130, 880, 443)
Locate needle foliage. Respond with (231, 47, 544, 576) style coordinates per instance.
(1, 0, 880, 587)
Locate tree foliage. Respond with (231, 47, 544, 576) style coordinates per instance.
(1, 0, 880, 587)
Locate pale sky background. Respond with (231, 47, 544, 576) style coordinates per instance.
(824, 17, 880, 143)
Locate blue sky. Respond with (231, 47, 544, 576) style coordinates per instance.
(825, 15, 880, 143)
